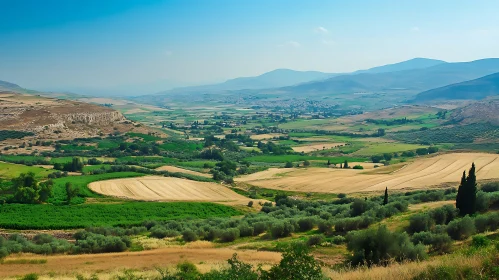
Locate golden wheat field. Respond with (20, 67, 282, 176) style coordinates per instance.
(154, 165, 212, 178)
(236, 153, 499, 193)
(291, 143, 345, 153)
(88, 176, 251, 205)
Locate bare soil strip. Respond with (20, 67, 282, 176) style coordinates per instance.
(236, 153, 499, 193)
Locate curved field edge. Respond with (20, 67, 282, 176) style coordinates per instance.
(0, 202, 242, 230)
(48, 172, 147, 205)
(88, 176, 251, 204)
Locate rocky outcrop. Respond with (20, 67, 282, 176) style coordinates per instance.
(0, 92, 135, 139)
(57, 111, 125, 126)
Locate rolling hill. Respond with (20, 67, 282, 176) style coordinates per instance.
(414, 72, 499, 102)
(0, 80, 22, 91)
(450, 99, 499, 125)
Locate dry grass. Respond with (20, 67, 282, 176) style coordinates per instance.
(155, 165, 211, 178)
(292, 143, 345, 153)
(89, 176, 257, 206)
(325, 252, 485, 280)
(0, 248, 281, 279)
(236, 153, 499, 193)
(250, 133, 285, 140)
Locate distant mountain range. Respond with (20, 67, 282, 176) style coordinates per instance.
(163, 69, 335, 93)
(158, 58, 448, 94)
(414, 72, 499, 102)
(281, 58, 499, 95)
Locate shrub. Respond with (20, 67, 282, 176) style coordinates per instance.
(371, 155, 383, 163)
(73, 231, 129, 253)
(330, 235, 346, 245)
(247, 201, 254, 207)
(476, 191, 490, 212)
(352, 165, 364, 170)
(150, 226, 179, 238)
(270, 221, 294, 239)
(297, 217, 316, 232)
(204, 228, 221, 241)
(182, 230, 199, 242)
(446, 216, 476, 240)
(252, 222, 268, 235)
(201, 253, 258, 280)
(335, 216, 373, 232)
(0, 247, 8, 259)
(411, 231, 452, 254)
(220, 228, 240, 243)
(347, 225, 427, 266)
(408, 213, 434, 233)
(238, 223, 254, 237)
(474, 212, 499, 233)
(306, 235, 325, 247)
(19, 274, 39, 280)
(350, 199, 369, 216)
(318, 220, 333, 235)
(284, 161, 293, 168)
(261, 243, 324, 280)
(175, 261, 201, 279)
(337, 193, 347, 198)
(471, 235, 490, 248)
(481, 182, 499, 193)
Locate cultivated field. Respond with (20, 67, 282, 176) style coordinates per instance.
(237, 153, 499, 193)
(155, 165, 211, 178)
(291, 143, 345, 153)
(89, 176, 252, 205)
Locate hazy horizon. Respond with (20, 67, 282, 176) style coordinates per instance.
(1, 0, 498, 95)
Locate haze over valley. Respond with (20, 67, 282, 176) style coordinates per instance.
(1, 1, 499, 280)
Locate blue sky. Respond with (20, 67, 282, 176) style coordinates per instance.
(1, 0, 498, 94)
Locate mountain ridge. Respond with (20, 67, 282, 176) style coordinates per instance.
(414, 72, 499, 102)
(155, 57, 446, 95)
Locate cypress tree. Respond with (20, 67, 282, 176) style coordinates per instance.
(343, 160, 349, 169)
(383, 187, 388, 205)
(456, 171, 466, 212)
(456, 163, 478, 216)
(467, 163, 477, 215)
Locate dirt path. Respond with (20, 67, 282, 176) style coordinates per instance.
(0, 248, 281, 278)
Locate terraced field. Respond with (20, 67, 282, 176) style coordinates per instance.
(89, 176, 252, 205)
(236, 153, 499, 193)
